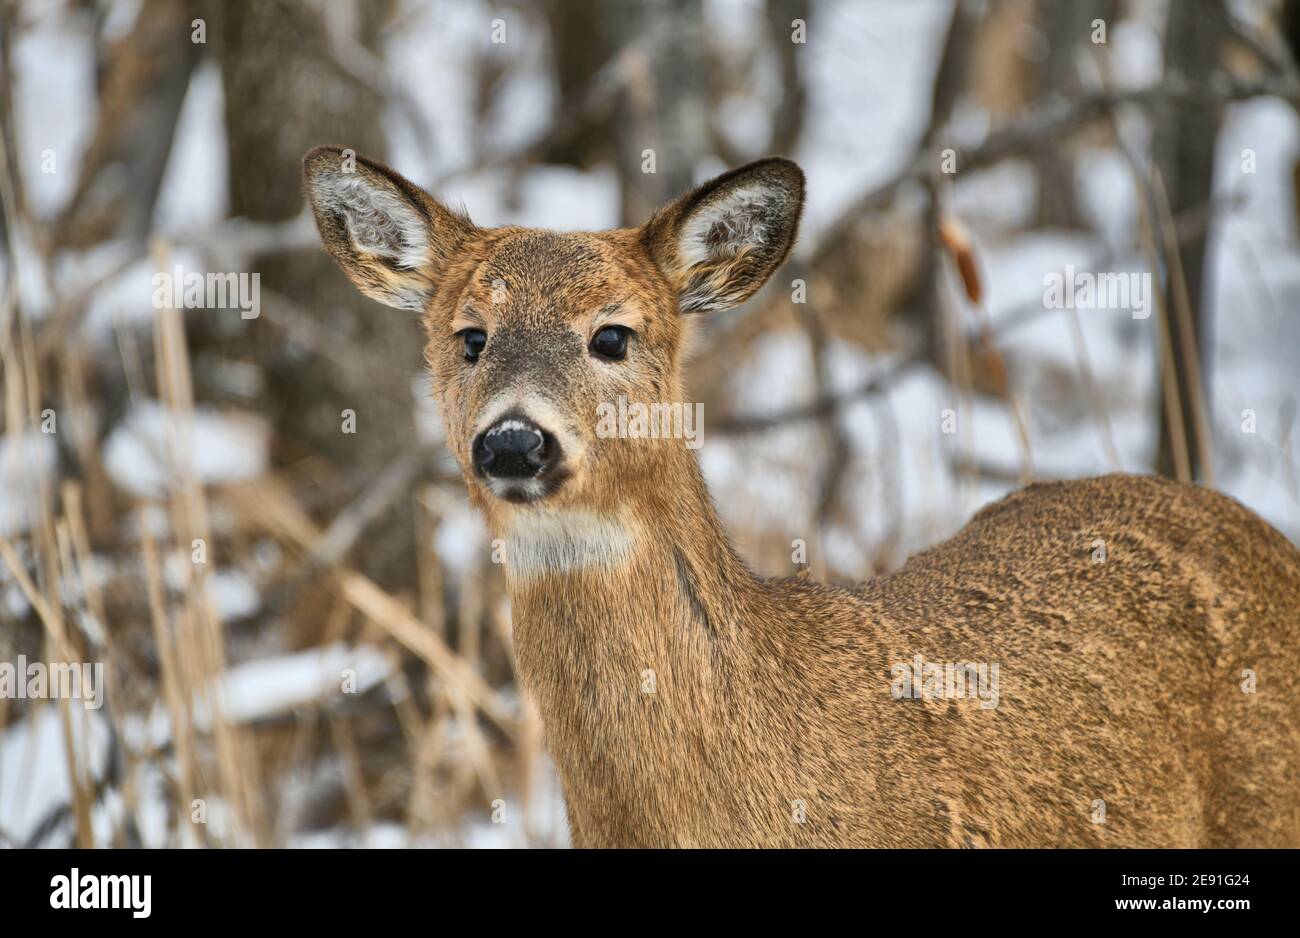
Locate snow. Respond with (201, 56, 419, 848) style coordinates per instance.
(435, 503, 491, 577)
(102, 401, 271, 497)
(794, 0, 954, 242)
(10, 3, 97, 220)
(79, 248, 204, 338)
(0, 432, 60, 536)
(0, 704, 110, 847)
(212, 643, 392, 726)
(153, 61, 231, 235)
(117, 643, 394, 758)
(453, 164, 621, 231)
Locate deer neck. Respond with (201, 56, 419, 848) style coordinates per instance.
(499, 449, 755, 680)
(492, 446, 758, 832)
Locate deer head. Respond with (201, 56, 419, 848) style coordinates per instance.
(302, 146, 803, 526)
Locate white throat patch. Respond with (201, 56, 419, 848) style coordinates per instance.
(502, 510, 636, 578)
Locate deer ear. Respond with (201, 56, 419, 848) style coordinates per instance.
(302, 145, 475, 311)
(643, 158, 805, 312)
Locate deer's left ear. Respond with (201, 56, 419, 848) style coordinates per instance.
(642, 158, 805, 312)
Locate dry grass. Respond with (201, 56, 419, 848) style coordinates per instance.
(0, 244, 553, 847)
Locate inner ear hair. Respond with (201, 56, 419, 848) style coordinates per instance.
(302, 145, 474, 310)
(318, 167, 430, 270)
(643, 158, 805, 313)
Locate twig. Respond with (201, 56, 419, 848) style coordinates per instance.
(1063, 306, 1122, 469)
(1129, 160, 1194, 482)
(1224, 9, 1300, 84)
(1150, 167, 1215, 484)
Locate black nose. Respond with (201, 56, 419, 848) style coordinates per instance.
(472, 416, 559, 480)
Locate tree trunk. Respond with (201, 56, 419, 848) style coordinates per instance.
(208, 0, 421, 590)
(609, 0, 710, 223)
(1030, 0, 1114, 229)
(53, 0, 198, 249)
(1154, 0, 1226, 480)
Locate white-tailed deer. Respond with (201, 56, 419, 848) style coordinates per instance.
(303, 146, 1300, 847)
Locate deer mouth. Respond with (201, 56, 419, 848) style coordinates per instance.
(481, 465, 571, 505)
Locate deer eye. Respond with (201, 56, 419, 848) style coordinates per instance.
(461, 329, 487, 362)
(590, 325, 630, 361)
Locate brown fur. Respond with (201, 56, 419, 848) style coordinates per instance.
(304, 148, 1300, 847)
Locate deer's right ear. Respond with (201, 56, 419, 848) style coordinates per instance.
(302, 145, 474, 311)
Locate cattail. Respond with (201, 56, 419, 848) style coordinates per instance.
(937, 216, 984, 306)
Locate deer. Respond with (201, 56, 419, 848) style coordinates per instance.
(302, 145, 1300, 848)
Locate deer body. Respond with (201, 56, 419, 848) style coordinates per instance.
(513, 467, 1300, 847)
(304, 148, 1300, 848)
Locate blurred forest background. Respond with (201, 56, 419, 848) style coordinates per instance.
(1, 0, 1298, 848)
